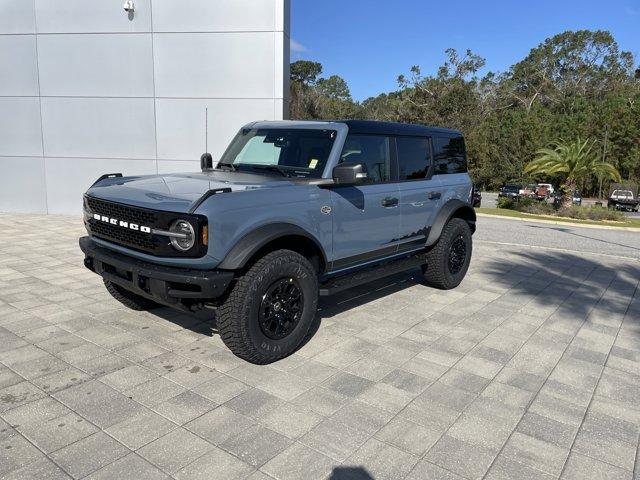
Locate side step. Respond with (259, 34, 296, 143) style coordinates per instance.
(319, 254, 426, 296)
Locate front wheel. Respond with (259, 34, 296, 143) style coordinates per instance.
(216, 250, 318, 364)
(421, 218, 472, 290)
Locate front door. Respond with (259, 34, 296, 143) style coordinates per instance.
(329, 134, 400, 270)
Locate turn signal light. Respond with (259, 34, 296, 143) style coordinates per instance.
(201, 225, 208, 246)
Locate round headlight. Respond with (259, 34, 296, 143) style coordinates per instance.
(169, 220, 195, 251)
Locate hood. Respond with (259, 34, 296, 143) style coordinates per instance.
(86, 170, 292, 213)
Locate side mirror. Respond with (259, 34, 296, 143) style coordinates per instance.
(332, 163, 368, 185)
(200, 153, 213, 171)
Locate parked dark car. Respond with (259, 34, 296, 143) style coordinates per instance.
(498, 184, 521, 199)
(472, 186, 481, 207)
(573, 190, 582, 206)
(553, 190, 582, 206)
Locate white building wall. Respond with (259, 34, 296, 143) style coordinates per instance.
(0, 0, 290, 214)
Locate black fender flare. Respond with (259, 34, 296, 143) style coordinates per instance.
(218, 223, 328, 270)
(425, 200, 476, 247)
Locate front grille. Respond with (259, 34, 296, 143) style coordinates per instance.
(86, 197, 157, 226)
(89, 220, 156, 251)
(83, 195, 208, 258)
(85, 197, 161, 254)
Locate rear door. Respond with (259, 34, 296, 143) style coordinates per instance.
(395, 136, 441, 252)
(432, 134, 472, 203)
(329, 134, 400, 270)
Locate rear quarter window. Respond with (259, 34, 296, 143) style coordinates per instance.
(433, 135, 467, 174)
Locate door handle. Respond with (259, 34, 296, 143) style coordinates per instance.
(428, 191, 442, 200)
(381, 197, 399, 207)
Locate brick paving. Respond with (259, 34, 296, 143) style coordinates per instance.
(0, 213, 638, 480)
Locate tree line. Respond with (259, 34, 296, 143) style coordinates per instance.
(290, 30, 640, 195)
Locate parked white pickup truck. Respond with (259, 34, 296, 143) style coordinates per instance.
(608, 190, 640, 212)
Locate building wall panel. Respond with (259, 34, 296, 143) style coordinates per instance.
(37, 34, 154, 97)
(34, 0, 152, 33)
(0, 157, 47, 213)
(41, 97, 156, 159)
(0, 97, 43, 157)
(0, 0, 289, 214)
(0, 35, 39, 96)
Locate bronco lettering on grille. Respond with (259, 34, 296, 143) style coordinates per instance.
(93, 213, 151, 233)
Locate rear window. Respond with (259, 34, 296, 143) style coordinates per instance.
(433, 135, 467, 174)
(397, 137, 431, 180)
(613, 190, 633, 197)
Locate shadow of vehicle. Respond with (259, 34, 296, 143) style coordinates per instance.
(144, 306, 218, 337)
(145, 247, 639, 358)
(329, 466, 375, 480)
(145, 268, 427, 349)
(477, 248, 639, 336)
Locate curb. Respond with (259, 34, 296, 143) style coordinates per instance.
(476, 212, 640, 232)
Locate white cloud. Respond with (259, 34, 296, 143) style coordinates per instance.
(290, 39, 308, 53)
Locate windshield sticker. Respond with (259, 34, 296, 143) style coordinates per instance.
(309, 159, 319, 169)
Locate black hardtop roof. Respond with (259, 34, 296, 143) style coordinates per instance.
(340, 120, 462, 137)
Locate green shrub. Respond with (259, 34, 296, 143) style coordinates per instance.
(515, 197, 535, 209)
(495, 196, 624, 222)
(498, 196, 553, 214)
(519, 201, 555, 215)
(559, 206, 624, 221)
(497, 197, 516, 209)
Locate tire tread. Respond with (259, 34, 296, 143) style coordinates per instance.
(422, 217, 472, 290)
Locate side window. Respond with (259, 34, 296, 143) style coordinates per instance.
(340, 135, 391, 183)
(433, 135, 467, 174)
(397, 137, 431, 180)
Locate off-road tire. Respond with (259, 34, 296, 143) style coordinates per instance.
(217, 249, 318, 364)
(421, 217, 472, 290)
(104, 279, 160, 311)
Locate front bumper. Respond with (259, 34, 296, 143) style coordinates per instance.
(609, 201, 637, 210)
(79, 236, 234, 310)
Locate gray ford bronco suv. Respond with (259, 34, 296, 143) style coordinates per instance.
(80, 120, 475, 364)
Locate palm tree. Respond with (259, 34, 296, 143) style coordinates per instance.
(525, 138, 621, 209)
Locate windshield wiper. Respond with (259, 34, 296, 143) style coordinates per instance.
(249, 165, 291, 177)
(216, 162, 237, 172)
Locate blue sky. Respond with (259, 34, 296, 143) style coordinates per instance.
(291, 0, 640, 101)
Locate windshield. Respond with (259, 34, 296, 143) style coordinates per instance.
(503, 185, 520, 192)
(613, 190, 633, 197)
(218, 128, 337, 178)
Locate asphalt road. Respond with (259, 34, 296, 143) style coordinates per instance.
(475, 215, 640, 260)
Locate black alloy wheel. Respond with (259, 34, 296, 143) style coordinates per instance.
(448, 236, 467, 275)
(259, 277, 304, 340)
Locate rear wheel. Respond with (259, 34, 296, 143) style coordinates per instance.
(103, 280, 160, 311)
(216, 250, 318, 364)
(422, 218, 472, 290)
